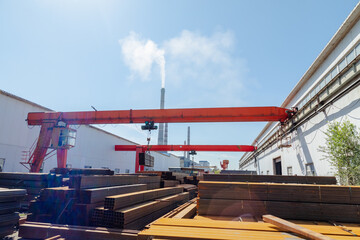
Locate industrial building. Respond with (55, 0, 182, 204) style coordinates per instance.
(239, 4, 360, 176)
(2, 2, 360, 240)
(0, 89, 180, 173)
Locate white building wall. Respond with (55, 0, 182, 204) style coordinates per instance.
(241, 5, 360, 176)
(0, 91, 180, 173)
(244, 83, 360, 176)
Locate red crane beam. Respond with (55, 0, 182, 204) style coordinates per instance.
(115, 145, 256, 152)
(27, 106, 292, 125)
(25, 106, 295, 172)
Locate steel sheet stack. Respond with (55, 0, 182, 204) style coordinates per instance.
(203, 174, 337, 184)
(0, 188, 26, 238)
(198, 181, 360, 222)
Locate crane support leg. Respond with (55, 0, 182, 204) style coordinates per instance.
(57, 149, 68, 168)
(29, 122, 55, 172)
(135, 146, 143, 173)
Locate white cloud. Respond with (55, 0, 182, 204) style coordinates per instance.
(119, 30, 251, 107)
(163, 30, 249, 106)
(119, 32, 165, 87)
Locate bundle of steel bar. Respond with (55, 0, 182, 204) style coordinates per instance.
(203, 174, 337, 184)
(104, 186, 183, 210)
(161, 198, 197, 219)
(0, 188, 26, 238)
(50, 168, 115, 176)
(0, 172, 63, 209)
(138, 175, 161, 189)
(198, 181, 360, 222)
(91, 187, 189, 229)
(28, 174, 148, 225)
(138, 218, 360, 240)
(138, 171, 188, 183)
(19, 222, 139, 240)
(183, 175, 199, 185)
(177, 184, 197, 199)
(161, 180, 179, 188)
(69, 175, 139, 189)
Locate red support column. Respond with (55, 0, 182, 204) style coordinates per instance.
(57, 148, 68, 168)
(135, 146, 143, 173)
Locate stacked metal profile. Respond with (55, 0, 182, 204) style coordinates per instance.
(0, 188, 26, 238)
(177, 184, 197, 199)
(28, 173, 153, 225)
(0, 172, 62, 208)
(197, 179, 360, 222)
(91, 186, 189, 229)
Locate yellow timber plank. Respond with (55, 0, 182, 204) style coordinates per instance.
(139, 225, 303, 240)
(151, 218, 357, 236)
(139, 225, 360, 240)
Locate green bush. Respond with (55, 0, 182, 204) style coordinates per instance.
(319, 120, 360, 185)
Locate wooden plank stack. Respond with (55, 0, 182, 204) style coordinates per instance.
(198, 181, 360, 222)
(203, 174, 337, 184)
(91, 186, 189, 229)
(138, 218, 360, 240)
(0, 188, 26, 238)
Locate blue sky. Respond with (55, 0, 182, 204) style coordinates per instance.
(0, 0, 358, 169)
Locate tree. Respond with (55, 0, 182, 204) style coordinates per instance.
(319, 120, 360, 185)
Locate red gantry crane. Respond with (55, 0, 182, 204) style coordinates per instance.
(25, 106, 295, 172)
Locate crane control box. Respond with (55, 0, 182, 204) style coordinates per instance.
(50, 126, 77, 149)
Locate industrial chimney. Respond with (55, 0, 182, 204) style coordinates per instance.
(157, 88, 166, 145)
(186, 126, 190, 159)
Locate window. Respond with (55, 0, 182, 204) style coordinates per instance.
(266, 170, 270, 175)
(125, 169, 130, 173)
(115, 168, 120, 174)
(287, 167, 293, 176)
(356, 43, 360, 56)
(0, 158, 5, 172)
(306, 163, 316, 176)
(339, 58, 346, 72)
(261, 171, 263, 175)
(331, 67, 338, 79)
(84, 165, 92, 169)
(324, 74, 331, 85)
(347, 49, 355, 63)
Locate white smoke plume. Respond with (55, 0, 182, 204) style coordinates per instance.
(119, 32, 166, 88)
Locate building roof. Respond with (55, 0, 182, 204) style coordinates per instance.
(0, 89, 180, 159)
